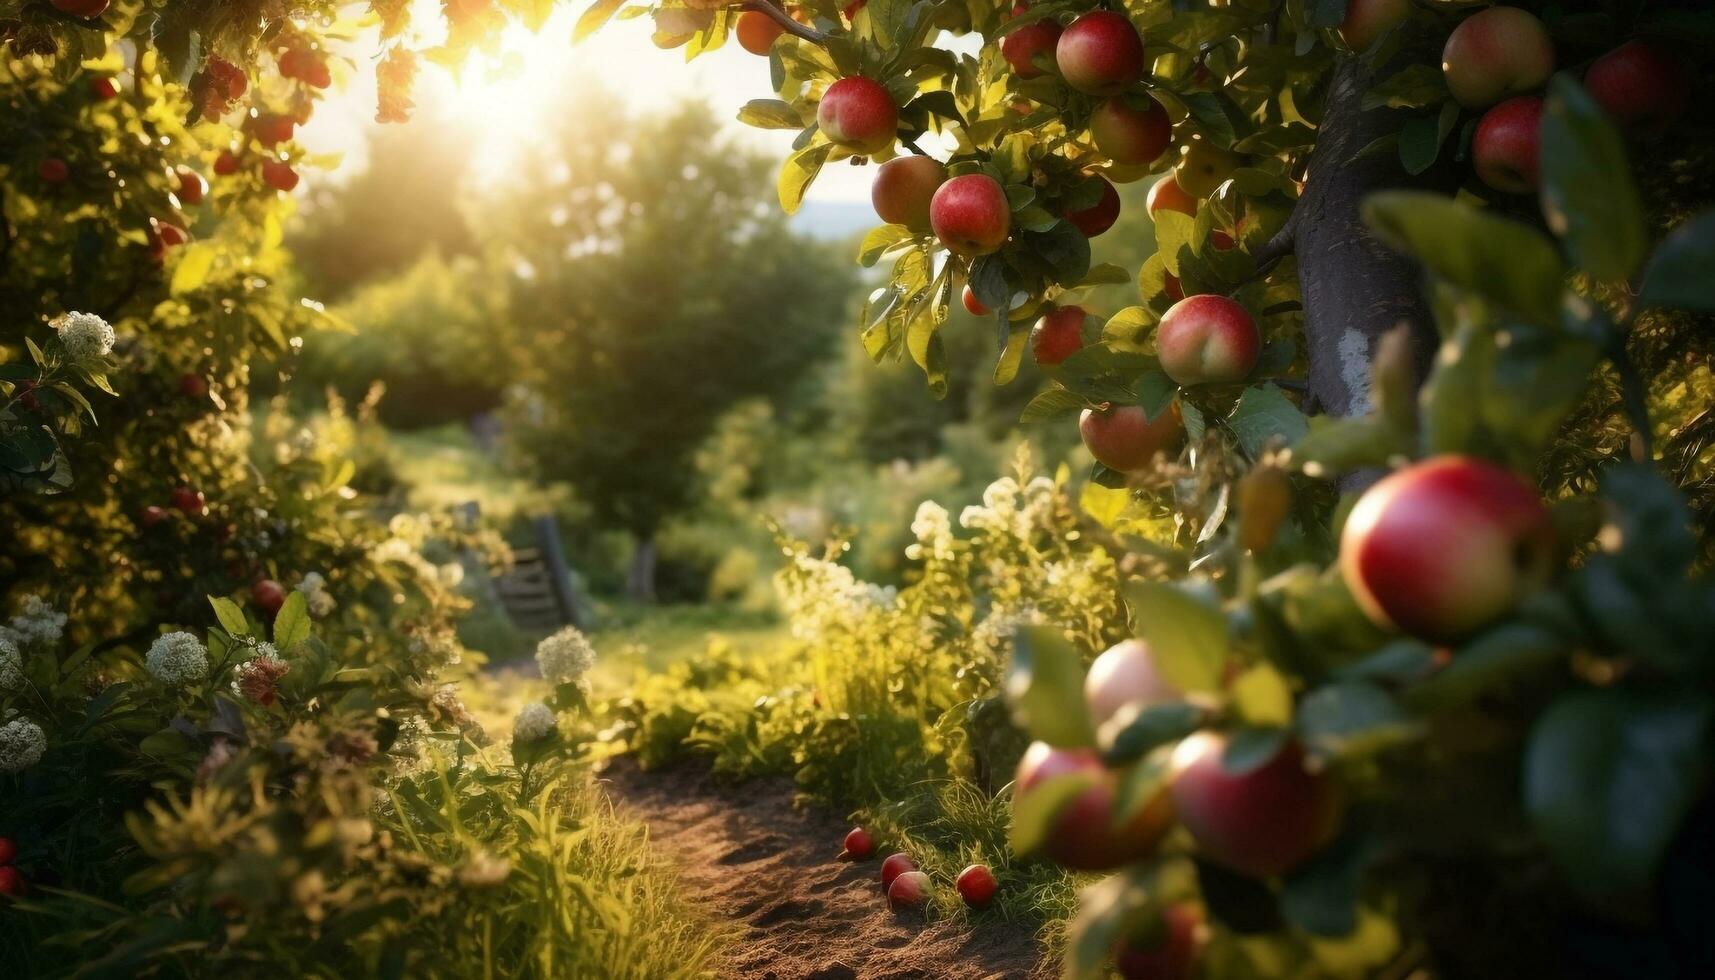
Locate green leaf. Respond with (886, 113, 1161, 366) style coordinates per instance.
(1021, 386, 1086, 423)
(1064, 869, 1156, 980)
(1292, 415, 1411, 478)
(776, 142, 832, 215)
(1638, 209, 1715, 313)
(1538, 74, 1647, 282)
(1525, 689, 1712, 907)
(1226, 384, 1308, 459)
(1229, 663, 1293, 727)
(272, 591, 310, 652)
(1363, 191, 1566, 326)
(574, 0, 628, 41)
(737, 98, 803, 130)
(1101, 703, 1204, 764)
(1007, 625, 1095, 747)
(1221, 726, 1288, 775)
(1296, 682, 1417, 758)
(1123, 581, 1228, 695)
(1405, 622, 1568, 711)
(208, 596, 249, 637)
(169, 244, 216, 296)
(1397, 103, 1458, 176)
(856, 225, 914, 267)
(1010, 770, 1099, 858)
(1281, 829, 1371, 937)
(1418, 315, 1493, 456)
(1361, 64, 1448, 110)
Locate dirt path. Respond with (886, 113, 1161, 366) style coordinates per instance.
(600, 759, 1046, 980)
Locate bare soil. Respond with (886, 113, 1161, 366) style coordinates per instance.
(600, 758, 1046, 980)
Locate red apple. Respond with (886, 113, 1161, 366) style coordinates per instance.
(1030, 306, 1087, 366)
(1168, 732, 1341, 878)
(1156, 295, 1260, 386)
(1210, 230, 1234, 251)
(1337, 0, 1409, 52)
(930, 174, 1011, 256)
(887, 869, 931, 911)
(0, 866, 25, 899)
(0, 837, 17, 864)
(180, 373, 208, 398)
(1001, 5, 1063, 80)
(52, 0, 109, 19)
(90, 76, 120, 100)
(1340, 455, 1554, 642)
(251, 114, 295, 147)
(1090, 95, 1171, 166)
(253, 578, 287, 618)
(171, 486, 206, 517)
(962, 283, 991, 317)
(1441, 6, 1554, 109)
(1079, 403, 1184, 473)
(1056, 11, 1145, 97)
(871, 155, 947, 230)
(1162, 272, 1184, 302)
(38, 158, 69, 184)
(175, 166, 207, 205)
(1115, 903, 1204, 980)
(1014, 741, 1173, 871)
(1065, 177, 1120, 238)
(1472, 95, 1544, 194)
(262, 159, 300, 193)
(880, 852, 916, 890)
(1085, 640, 1182, 729)
(841, 826, 875, 860)
(817, 77, 898, 155)
(1584, 39, 1689, 138)
(956, 864, 998, 909)
(213, 150, 241, 176)
(735, 10, 785, 56)
(153, 221, 189, 249)
(1146, 175, 1197, 219)
(140, 504, 169, 528)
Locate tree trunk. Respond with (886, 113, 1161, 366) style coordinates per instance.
(625, 534, 657, 603)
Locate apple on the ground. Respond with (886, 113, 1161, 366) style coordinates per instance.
(840, 826, 875, 861)
(955, 864, 998, 909)
(887, 870, 931, 911)
(879, 852, 916, 889)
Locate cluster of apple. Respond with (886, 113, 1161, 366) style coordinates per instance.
(837, 826, 1001, 914)
(0, 836, 24, 900)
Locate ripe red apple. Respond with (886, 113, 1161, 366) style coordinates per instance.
(1584, 39, 1689, 138)
(956, 864, 998, 909)
(90, 76, 120, 100)
(1162, 272, 1184, 303)
(175, 166, 207, 205)
(1472, 95, 1544, 194)
(930, 174, 1011, 256)
(962, 284, 991, 317)
(1146, 175, 1197, 219)
(1115, 903, 1204, 980)
(154, 221, 189, 249)
(1065, 177, 1120, 238)
(1001, 5, 1063, 80)
(817, 77, 898, 155)
(1169, 732, 1341, 878)
(1337, 0, 1409, 52)
(253, 578, 287, 618)
(880, 852, 916, 890)
(38, 158, 69, 184)
(871, 155, 947, 230)
(887, 869, 931, 911)
(0, 866, 25, 899)
(140, 504, 169, 528)
(206, 56, 247, 100)
(262, 159, 300, 192)
(841, 826, 875, 860)
(0, 837, 17, 864)
(171, 486, 207, 517)
(735, 10, 785, 56)
(180, 373, 208, 398)
(1156, 295, 1260, 386)
(1014, 742, 1173, 871)
(1085, 639, 1181, 728)
(52, 0, 109, 18)
(251, 114, 296, 147)
(1079, 403, 1184, 473)
(1056, 11, 1145, 97)
(1089, 96, 1171, 166)
(1441, 6, 1554, 109)
(1210, 230, 1234, 251)
(213, 150, 241, 176)
(1340, 455, 1553, 642)
(1030, 306, 1087, 366)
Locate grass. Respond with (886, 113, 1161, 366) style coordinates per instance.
(386, 423, 568, 528)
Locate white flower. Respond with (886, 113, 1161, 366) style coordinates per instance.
(296, 572, 336, 617)
(512, 701, 557, 742)
(52, 311, 115, 361)
(0, 635, 22, 690)
(910, 500, 950, 542)
(145, 631, 209, 686)
(982, 476, 1021, 511)
(535, 627, 596, 685)
(0, 717, 47, 772)
(9, 594, 67, 646)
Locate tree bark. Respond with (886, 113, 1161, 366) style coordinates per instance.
(626, 534, 658, 604)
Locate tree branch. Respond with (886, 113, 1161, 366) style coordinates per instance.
(1252, 205, 1297, 271)
(741, 0, 827, 45)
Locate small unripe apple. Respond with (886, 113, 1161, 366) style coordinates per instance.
(90, 76, 120, 100)
(1174, 138, 1243, 199)
(213, 150, 241, 176)
(1001, 5, 1062, 80)
(955, 864, 998, 909)
(871, 155, 947, 230)
(1169, 732, 1340, 878)
(140, 504, 169, 528)
(1085, 639, 1181, 728)
(735, 10, 785, 56)
(1056, 11, 1145, 97)
(172, 486, 207, 517)
(1472, 96, 1544, 194)
(175, 166, 207, 205)
(1014, 741, 1173, 871)
(1584, 39, 1689, 138)
(1090, 96, 1171, 166)
(1146, 175, 1197, 219)
(880, 852, 916, 890)
(1065, 177, 1120, 238)
(38, 158, 69, 184)
(1079, 403, 1184, 473)
(887, 869, 931, 911)
(1156, 295, 1260, 386)
(253, 578, 287, 618)
(0, 837, 15, 864)
(1337, 0, 1408, 52)
(52, 0, 110, 19)
(817, 77, 898, 155)
(1115, 903, 1204, 980)
(930, 174, 1011, 256)
(1031, 306, 1087, 366)
(1441, 6, 1554, 109)
(0, 866, 25, 899)
(841, 826, 875, 860)
(1340, 455, 1554, 642)
(962, 284, 991, 317)
(262, 159, 300, 192)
